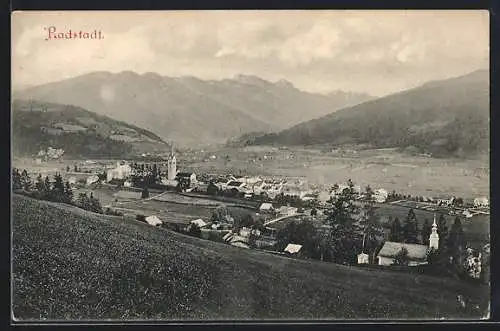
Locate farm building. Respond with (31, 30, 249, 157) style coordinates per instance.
(145, 215, 163, 227)
(86, 175, 99, 186)
(357, 252, 369, 264)
(191, 218, 208, 228)
(277, 206, 298, 217)
(377, 242, 429, 266)
(374, 188, 388, 203)
(473, 197, 489, 208)
(176, 172, 197, 184)
(284, 243, 302, 255)
(106, 162, 132, 182)
(259, 203, 274, 212)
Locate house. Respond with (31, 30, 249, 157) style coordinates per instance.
(284, 243, 302, 255)
(377, 242, 430, 266)
(145, 215, 163, 226)
(225, 180, 246, 192)
(191, 218, 207, 228)
(277, 206, 298, 217)
(176, 172, 197, 185)
(86, 175, 99, 186)
(161, 178, 179, 187)
(230, 241, 250, 249)
(259, 203, 274, 213)
(68, 176, 77, 185)
(357, 252, 370, 264)
(474, 197, 489, 208)
(123, 180, 133, 188)
(106, 162, 132, 182)
(374, 188, 388, 203)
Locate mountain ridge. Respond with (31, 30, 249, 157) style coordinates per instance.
(14, 71, 374, 147)
(243, 69, 489, 158)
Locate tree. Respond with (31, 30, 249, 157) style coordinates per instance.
(403, 209, 419, 244)
(74, 165, 78, 172)
(51, 173, 66, 202)
(389, 217, 404, 242)
(141, 186, 150, 199)
(64, 181, 73, 204)
(437, 214, 449, 250)
(207, 181, 219, 196)
(77, 192, 90, 210)
(89, 192, 103, 213)
(447, 217, 466, 265)
(325, 179, 361, 264)
(187, 224, 201, 238)
(12, 168, 22, 190)
(364, 185, 374, 203)
(43, 176, 52, 200)
(392, 247, 410, 266)
(21, 170, 32, 191)
(421, 219, 432, 246)
(276, 221, 319, 259)
(359, 203, 384, 263)
(310, 208, 318, 216)
(66, 166, 70, 172)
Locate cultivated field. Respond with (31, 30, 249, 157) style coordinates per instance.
(12, 195, 489, 320)
(184, 147, 489, 199)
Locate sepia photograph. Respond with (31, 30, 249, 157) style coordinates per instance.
(11, 10, 490, 321)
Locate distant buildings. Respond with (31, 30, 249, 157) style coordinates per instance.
(373, 188, 388, 203)
(36, 147, 64, 161)
(86, 175, 100, 186)
(106, 162, 132, 182)
(473, 197, 489, 208)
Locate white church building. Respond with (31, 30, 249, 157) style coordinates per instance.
(375, 215, 440, 266)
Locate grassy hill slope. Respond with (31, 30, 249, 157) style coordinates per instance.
(12, 195, 489, 320)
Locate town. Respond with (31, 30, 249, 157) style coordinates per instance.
(12, 146, 490, 285)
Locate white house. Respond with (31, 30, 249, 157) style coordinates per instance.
(86, 175, 100, 186)
(277, 206, 298, 217)
(377, 242, 429, 266)
(106, 162, 132, 182)
(259, 203, 274, 212)
(474, 197, 489, 208)
(145, 215, 163, 226)
(284, 243, 302, 254)
(374, 188, 388, 203)
(191, 218, 208, 228)
(357, 252, 370, 264)
(123, 180, 133, 188)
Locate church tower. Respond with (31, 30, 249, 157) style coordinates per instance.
(167, 144, 177, 180)
(429, 214, 439, 250)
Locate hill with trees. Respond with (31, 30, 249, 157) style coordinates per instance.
(245, 70, 489, 158)
(12, 99, 168, 158)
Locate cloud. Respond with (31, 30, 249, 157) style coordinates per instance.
(11, 10, 489, 96)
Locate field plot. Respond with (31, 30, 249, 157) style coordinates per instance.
(12, 195, 490, 320)
(186, 147, 489, 198)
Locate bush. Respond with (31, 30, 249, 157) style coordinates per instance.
(136, 214, 146, 223)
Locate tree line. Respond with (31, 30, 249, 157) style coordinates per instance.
(12, 168, 105, 214)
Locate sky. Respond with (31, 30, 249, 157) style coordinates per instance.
(11, 10, 489, 96)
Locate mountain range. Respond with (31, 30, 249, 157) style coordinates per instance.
(244, 70, 489, 158)
(14, 72, 373, 147)
(12, 99, 167, 158)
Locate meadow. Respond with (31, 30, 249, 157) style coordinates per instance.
(12, 195, 489, 320)
(184, 147, 489, 199)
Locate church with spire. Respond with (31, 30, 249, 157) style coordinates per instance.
(373, 213, 440, 266)
(167, 144, 177, 180)
(429, 214, 440, 250)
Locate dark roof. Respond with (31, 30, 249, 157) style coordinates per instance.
(176, 172, 194, 177)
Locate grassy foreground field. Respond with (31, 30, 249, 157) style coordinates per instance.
(12, 195, 489, 320)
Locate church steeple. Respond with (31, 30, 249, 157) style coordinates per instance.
(429, 214, 439, 250)
(167, 142, 177, 180)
